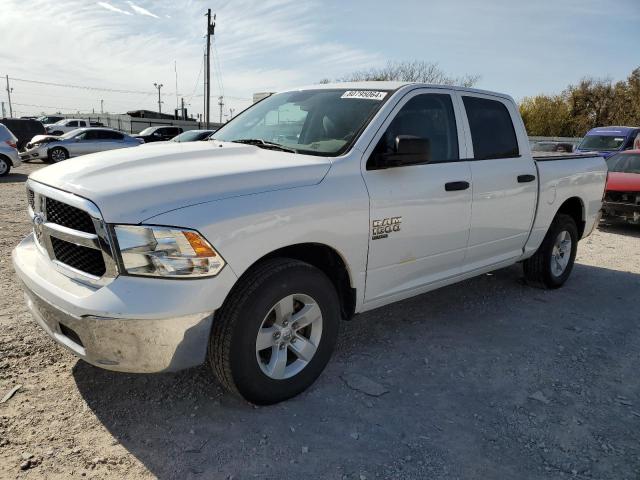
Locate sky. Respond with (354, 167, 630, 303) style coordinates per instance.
(0, 0, 638, 120)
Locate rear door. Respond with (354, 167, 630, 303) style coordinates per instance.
(362, 89, 472, 304)
(458, 93, 537, 271)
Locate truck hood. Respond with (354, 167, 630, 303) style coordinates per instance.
(29, 141, 331, 222)
(606, 172, 640, 192)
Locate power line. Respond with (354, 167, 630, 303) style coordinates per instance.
(2, 75, 162, 96)
(186, 44, 206, 105)
(212, 36, 225, 99)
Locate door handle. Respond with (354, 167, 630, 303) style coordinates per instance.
(444, 181, 470, 191)
(517, 174, 536, 183)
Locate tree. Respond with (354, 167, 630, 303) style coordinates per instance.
(519, 95, 571, 136)
(519, 66, 640, 137)
(336, 60, 480, 87)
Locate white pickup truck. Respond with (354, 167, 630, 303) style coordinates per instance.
(44, 119, 91, 136)
(13, 82, 607, 404)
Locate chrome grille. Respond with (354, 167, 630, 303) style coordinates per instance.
(45, 198, 96, 234)
(51, 237, 106, 277)
(27, 182, 117, 285)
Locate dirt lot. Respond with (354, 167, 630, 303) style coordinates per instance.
(1, 162, 639, 480)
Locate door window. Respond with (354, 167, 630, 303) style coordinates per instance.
(462, 96, 519, 160)
(67, 121, 79, 127)
(368, 93, 459, 168)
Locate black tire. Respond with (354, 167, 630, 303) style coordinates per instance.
(523, 213, 578, 289)
(208, 258, 340, 405)
(0, 156, 10, 177)
(48, 147, 68, 163)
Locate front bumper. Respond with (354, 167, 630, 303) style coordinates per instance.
(12, 233, 238, 372)
(20, 146, 46, 161)
(603, 201, 640, 223)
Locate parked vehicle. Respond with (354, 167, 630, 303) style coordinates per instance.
(143, 129, 217, 146)
(531, 141, 574, 153)
(575, 126, 640, 159)
(170, 129, 216, 142)
(0, 118, 46, 151)
(45, 119, 92, 136)
(20, 128, 142, 162)
(0, 124, 21, 176)
(603, 150, 640, 223)
(13, 82, 607, 404)
(37, 115, 65, 125)
(133, 126, 183, 143)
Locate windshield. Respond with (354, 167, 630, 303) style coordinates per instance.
(171, 130, 211, 142)
(53, 119, 68, 125)
(211, 89, 391, 156)
(607, 153, 640, 174)
(139, 127, 158, 136)
(578, 134, 626, 151)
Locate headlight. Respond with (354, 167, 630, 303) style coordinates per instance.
(114, 225, 225, 278)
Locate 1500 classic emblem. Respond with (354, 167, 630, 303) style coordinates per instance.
(372, 216, 402, 240)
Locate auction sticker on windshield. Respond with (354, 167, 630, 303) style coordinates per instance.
(341, 90, 387, 100)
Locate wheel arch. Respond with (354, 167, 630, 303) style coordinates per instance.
(234, 242, 356, 321)
(47, 145, 69, 160)
(555, 196, 586, 239)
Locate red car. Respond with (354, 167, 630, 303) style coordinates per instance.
(603, 149, 640, 224)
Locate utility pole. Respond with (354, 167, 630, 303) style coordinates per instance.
(100, 99, 104, 114)
(218, 96, 224, 124)
(5, 75, 13, 118)
(204, 9, 215, 128)
(174, 60, 179, 109)
(181, 97, 186, 120)
(153, 82, 163, 115)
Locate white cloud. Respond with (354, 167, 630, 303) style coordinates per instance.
(0, 0, 382, 118)
(126, 1, 159, 18)
(97, 1, 132, 15)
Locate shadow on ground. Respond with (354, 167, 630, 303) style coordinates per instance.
(0, 172, 29, 184)
(74, 263, 640, 480)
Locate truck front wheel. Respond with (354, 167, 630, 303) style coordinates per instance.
(208, 258, 340, 404)
(523, 213, 578, 289)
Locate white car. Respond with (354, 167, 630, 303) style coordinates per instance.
(0, 123, 21, 176)
(44, 119, 91, 136)
(13, 82, 607, 404)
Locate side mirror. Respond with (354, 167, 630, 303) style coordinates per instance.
(370, 135, 431, 170)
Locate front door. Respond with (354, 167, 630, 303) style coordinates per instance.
(362, 89, 472, 305)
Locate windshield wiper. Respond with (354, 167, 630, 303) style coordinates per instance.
(231, 138, 297, 153)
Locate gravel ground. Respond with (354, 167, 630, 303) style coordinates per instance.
(1, 162, 639, 480)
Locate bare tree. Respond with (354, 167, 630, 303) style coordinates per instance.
(337, 60, 480, 87)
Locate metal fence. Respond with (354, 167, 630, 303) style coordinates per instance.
(58, 113, 223, 134)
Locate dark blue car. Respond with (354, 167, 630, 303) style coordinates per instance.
(575, 126, 640, 159)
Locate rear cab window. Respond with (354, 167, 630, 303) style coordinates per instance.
(462, 96, 519, 160)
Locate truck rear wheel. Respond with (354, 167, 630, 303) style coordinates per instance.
(208, 258, 340, 405)
(523, 213, 578, 289)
